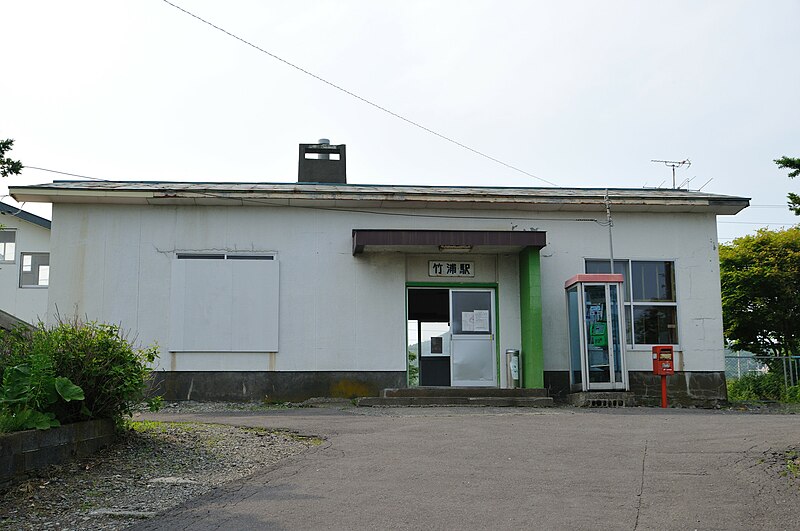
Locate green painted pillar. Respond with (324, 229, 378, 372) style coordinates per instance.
(519, 246, 544, 388)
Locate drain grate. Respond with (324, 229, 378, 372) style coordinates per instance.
(587, 398, 626, 408)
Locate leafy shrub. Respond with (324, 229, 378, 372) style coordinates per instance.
(727, 371, 800, 403)
(0, 364, 84, 431)
(0, 320, 159, 431)
(785, 385, 800, 403)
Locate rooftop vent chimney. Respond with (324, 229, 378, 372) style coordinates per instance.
(298, 139, 346, 184)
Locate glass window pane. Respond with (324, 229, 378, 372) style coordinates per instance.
(38, 265, 50, 286)
(632, 261, 675, 302)
(0, 241, 15, 262)
(609, 285, 623, 384)
(20, 252, 49, 287)
(625, 306, 633, 345)
(633, 305, 678, 344)
(0, 232, 15, 262)
(586, 259, 630, 302)
(451, 291, 492, 335)
(584, 285, 610, 384)
(567, 287, 582, 386)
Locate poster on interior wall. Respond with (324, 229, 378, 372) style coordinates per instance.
(428, 261, 475, 277)
(473, 310, 490, 332)
(430, 336, 443, 354)
(462, 311, 475, 332)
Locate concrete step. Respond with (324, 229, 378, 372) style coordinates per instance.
(381, 387, 549, 398)
(356, 396, 554, 407)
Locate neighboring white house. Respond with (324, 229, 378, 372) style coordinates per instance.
(9, 144, 749, 404)
(0, 202, 51, 325)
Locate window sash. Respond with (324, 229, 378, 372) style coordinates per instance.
(0, 231, 16, 262)
(631, 261, 675, 302)
(20, 253, 49, 287)
(585, 258, 678, 346)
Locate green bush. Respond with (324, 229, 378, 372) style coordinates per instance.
(727, 371, 800, 403)
(0, 320, 159, 431)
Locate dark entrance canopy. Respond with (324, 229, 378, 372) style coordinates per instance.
(352, 229, 546, 255)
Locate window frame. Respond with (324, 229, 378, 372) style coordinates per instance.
(175, 252, 275, 261)
(19, 252, 50, 288)
(0, 230, 16, 263)
(585, 258, 679, 348)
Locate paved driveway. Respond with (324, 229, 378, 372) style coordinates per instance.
(133, 407, 799, 530)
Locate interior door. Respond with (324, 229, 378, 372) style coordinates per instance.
(450, 289, 496, 387)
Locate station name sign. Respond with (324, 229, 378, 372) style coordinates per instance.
(428, 261, 474, 277)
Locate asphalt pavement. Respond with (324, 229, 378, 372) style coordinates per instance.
(132, 406, 800, 531)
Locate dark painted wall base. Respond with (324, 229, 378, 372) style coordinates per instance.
(149, 371, 407, 402)
(544, 371, 570, 399)
(628, 371, 727, 407)
(546, 370, 728, 407)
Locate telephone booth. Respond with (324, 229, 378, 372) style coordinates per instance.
(565, 274, 629, 392)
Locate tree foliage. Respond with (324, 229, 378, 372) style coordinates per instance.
(0, 139, 23, 178)
(719, 226, 800, 361)
(774, 156, 800, 215)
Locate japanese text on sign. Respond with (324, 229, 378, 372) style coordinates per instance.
(428, 261, 475, 277)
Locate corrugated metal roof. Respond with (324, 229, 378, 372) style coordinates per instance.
(9, 180, 750, 215)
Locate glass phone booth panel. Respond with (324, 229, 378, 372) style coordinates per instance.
(565, 274, 629, 392)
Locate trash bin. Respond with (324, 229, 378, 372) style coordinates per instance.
(506, 349, 521, 388)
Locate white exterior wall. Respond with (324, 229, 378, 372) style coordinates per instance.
(536, 211, 723, 374)
(47, 203, 724, 375)
(0, 216, 50, 324)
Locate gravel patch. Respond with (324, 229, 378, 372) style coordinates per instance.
(0, 419, 318, 530)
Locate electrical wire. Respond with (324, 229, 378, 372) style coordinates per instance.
(159, 0, 558, 187)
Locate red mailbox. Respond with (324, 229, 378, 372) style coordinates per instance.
(652, 345, 674, 376)
(652, 345, 674, 408)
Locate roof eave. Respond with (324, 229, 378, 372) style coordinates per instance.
(9, 185, 750, 215)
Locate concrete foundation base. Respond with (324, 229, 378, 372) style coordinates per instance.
(628, 371, 728, 407)
(548, 370, 728, 407)
(149, 371, 407, 402)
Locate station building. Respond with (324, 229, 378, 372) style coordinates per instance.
(9, 143, 748, 404)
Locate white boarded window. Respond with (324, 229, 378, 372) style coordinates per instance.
(169, 257, 279, 352)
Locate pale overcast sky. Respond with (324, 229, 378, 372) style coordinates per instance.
(1, 1, 798, 242)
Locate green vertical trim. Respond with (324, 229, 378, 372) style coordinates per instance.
(494, 288, 501, 384)
(519, 247, 544, 388)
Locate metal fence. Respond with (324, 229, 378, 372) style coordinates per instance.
(725, 354, 800, 388)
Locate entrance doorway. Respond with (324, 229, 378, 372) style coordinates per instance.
(407, 287, 496, 387)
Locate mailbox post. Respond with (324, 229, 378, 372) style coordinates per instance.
(652, 346, 674, 408)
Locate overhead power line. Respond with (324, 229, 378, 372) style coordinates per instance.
(160, 0, 557, 187)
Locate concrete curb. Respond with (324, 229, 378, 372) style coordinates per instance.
(0, 418, 116, 486)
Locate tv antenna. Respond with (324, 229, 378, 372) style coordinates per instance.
(651, 159, 691, 189)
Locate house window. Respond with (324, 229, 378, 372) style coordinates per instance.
(20, 252, 50, 287)
(585, 259, 678, 346)
(0, 231, 15, 263)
